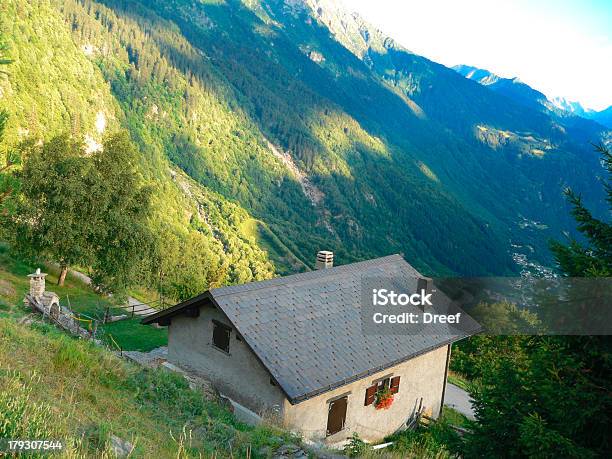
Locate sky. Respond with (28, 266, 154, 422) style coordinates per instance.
(345, 0, 612, 111)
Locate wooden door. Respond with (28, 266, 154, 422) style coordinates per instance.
(327, 396, 348, 436)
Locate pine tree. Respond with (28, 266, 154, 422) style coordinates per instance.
(550, 144, 612, 276)
(463, 144, 612, 457)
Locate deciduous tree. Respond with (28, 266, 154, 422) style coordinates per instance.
(87, 132, 154, 294)
(11, 132, 153, 293)
(13, 135, 92, 285)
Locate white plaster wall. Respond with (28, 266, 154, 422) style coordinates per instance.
(167, 306, 286, 416)
(283, 345, 450, 443)
(168, 305, 449, 443)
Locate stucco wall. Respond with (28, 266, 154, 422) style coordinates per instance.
(168, 306, 450, 442)
(283, 345, 450, 443)
(167, 305, 286, 416)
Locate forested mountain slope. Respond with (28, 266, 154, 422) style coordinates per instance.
(1, 0, 609, 283)
(1, 0, 279, 300)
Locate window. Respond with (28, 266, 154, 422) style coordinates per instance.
(364, 384, 377, 406)
(364, 376, 401, 406)
(390, 376, 401, 394)
(212, 320, 231, 353)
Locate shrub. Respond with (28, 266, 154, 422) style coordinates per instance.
(344, 432, 371, 457)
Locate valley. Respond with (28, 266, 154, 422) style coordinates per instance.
(0, 1, 610, 457)
(1, 0, 608, 291)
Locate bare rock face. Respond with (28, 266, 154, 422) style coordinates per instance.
(109, 435, 134, 458)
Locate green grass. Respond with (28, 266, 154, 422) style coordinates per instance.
(441, 406, 470, 428)
(102, 318, 167, 352)
(0, 243, 167, 352)
(0, 244, 304, 456)
(0, 242, 113, 316)
(447, 371, 470, 392)
(0, 318, 300, 458)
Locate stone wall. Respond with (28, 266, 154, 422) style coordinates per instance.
(24, 269, 92, 340)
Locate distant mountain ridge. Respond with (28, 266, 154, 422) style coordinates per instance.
(1, 0, 609, 280)
(302, 0, 409, 60)
(453, 64, 612, 129)
(550, 96, 589, 115)
(453, 64, 550, 112)
(550, 97, 612, 128)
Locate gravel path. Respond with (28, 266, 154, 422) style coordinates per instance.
(444, 382, 475, 420)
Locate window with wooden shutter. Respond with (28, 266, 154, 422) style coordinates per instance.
(390, 376, 401, 394)
(212, 320, 231, 353)
(364, 384, 377, 406)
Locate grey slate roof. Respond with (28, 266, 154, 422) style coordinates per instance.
(144, 254, 480, 403)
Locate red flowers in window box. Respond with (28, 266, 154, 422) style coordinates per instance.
(375, 387, 394, 410)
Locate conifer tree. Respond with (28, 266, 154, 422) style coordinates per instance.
(550, 144, 612, 276)
(463, 144, 612, 458)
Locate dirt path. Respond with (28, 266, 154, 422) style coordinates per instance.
(64, 268, 158, 317)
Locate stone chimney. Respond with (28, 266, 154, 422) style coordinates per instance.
(315, 251, 334, 270)
(28, 268, 47, 299)
(417, 277, 433, 294)
(417, 277, 433, 311)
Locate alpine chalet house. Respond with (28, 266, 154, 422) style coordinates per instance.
(143, 252, 478, 442)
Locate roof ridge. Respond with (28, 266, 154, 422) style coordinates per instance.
(210, 254, 407, 298)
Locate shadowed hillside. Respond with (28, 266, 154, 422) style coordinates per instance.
(1, 0, 609, 283)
